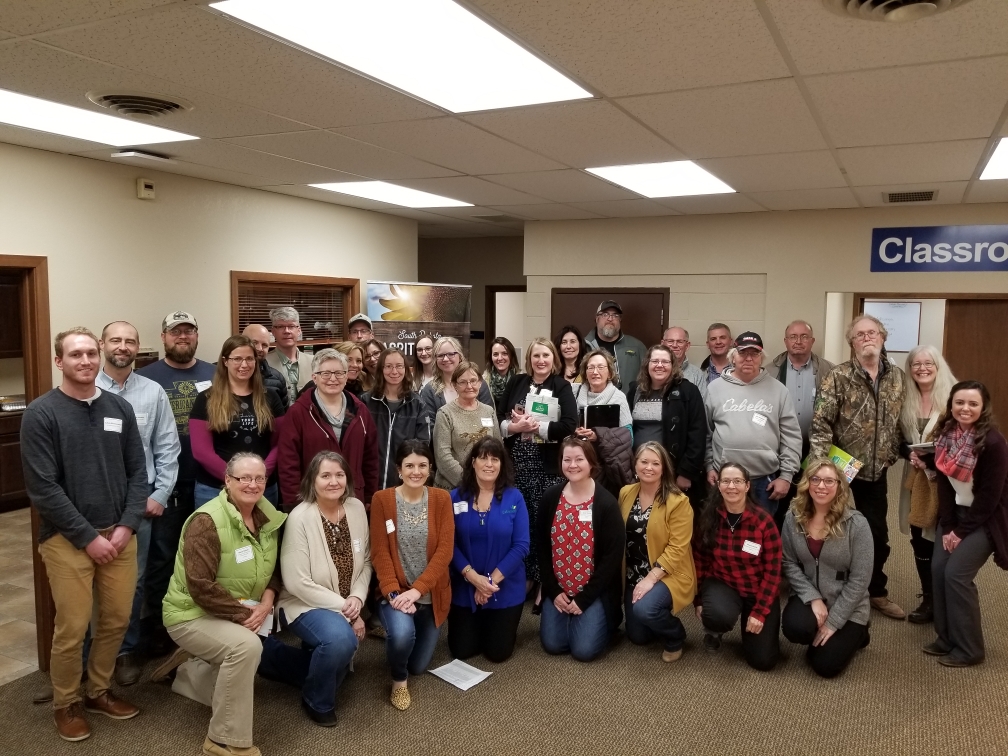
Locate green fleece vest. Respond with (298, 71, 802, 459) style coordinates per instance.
(162, 490, 286, 627)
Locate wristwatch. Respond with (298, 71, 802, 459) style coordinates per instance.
(387, 591, 399, 602)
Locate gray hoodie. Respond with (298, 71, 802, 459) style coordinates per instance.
(704, 367, 802, 479)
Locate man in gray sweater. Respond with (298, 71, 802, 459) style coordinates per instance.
(704, 332, 802, 517)
(20, 327, 148, 742)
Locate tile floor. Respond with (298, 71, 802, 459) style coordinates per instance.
(0, 508, 39, 686)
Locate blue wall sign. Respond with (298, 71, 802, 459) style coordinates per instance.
(870, 225, 1008, 272)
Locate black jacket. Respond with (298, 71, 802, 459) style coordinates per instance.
(626, 378, 706, 481)
(259, 360, 290, 411)
(536, 482, 625, 629)
(497, 374, 578, 477)
(362, 390, 431, 489)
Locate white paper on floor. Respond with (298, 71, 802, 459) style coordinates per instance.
(429, 659, 492, 691)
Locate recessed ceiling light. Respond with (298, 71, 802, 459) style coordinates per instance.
(209, 0, 592, 113)
(979, 137, 1008, 181)
(0, 88, 197, 146)
(310, 181, 472, 208)
(111, 150, 173, 163)
(586, 161, 735, 198)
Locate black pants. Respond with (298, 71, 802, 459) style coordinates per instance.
(447, 603, 523, 663)
(700, 578, 780, 671)
(849, 471, 890, 598)
(781, 596, 869, 678)
(684, 477, 708, 519)
(932, 521, 993, 664)
(910, 526, 933, 596)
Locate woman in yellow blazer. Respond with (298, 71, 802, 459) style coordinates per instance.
(619, 441, 697, 663)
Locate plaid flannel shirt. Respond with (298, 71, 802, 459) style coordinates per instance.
(693, 507, 782, 623)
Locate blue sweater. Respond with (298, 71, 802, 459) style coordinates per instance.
(450, 486, 530, 611)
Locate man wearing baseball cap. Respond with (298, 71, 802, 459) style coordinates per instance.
(348, 313, 373, 344)
(585, 300, 646, 390)
(704, 331, 802, 516)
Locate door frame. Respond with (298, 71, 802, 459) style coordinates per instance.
(551, 287, 670, 341)
(0, 254, 53, 672)
(484, 284, 526, 351)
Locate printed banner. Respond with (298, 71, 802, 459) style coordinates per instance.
(366, 281, 472, 359)
(870, 225, 1008, 272)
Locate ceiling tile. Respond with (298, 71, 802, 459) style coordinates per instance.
(464, 100, 682, 168)
(469, 0, 790, 96)
(966, 179, 1008, 204)
(765, 0, 1008, 76)
(619, 78, 826, 159)
(484, 169, 636, 203)
(746, 187, 858, 211)
(0, 0, 175, 37)
(225, 131, 460, 180)
(568, 199, 680, 218)
(486, 203, 603, 221)
(333, 117, 564, 176)
(0, 41, 304, 139)
(806, 57, 1008, 148)
(78, 152, 280, 188)
(697, 151, 845, 192)
(852, 181, 968, 207)
(42, 5, 442, 128)
(655, 194, 767, 215)
(839, 140, 988, 186)
(392, 176, 544, 206)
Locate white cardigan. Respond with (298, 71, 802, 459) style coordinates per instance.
(278, 497, 373, 624)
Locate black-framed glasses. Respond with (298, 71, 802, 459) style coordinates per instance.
(314, 370, 347, 381)
(437, 351, 460, 360)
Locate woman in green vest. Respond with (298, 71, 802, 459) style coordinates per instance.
(155, 452, 299, 756)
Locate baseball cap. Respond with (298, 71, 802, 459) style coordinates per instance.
(162, 310, 198, 332)
(735, 331, 764, 351)
(348, 313, 373, 328)
(596, 300, 622, 315)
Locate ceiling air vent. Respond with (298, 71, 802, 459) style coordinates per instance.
(86, 91, 194, 120)
(822, 0, 975, 22)
(883, 190, 937, 203)
(472, 214, 524, 224)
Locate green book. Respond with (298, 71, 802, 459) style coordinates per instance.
(802, 445, 863, 483)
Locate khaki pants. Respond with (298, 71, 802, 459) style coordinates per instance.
(39, 533, 137, 708)
(167, 616, 262, 748)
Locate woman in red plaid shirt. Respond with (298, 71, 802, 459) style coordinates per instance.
(693, 462, 782, 670)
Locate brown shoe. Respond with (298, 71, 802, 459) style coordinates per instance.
(150, 646, 193, 682)
(54, 703, 91, 742)
(661, 648, 683, 663)
(870, 596, 906, 620)
(84, 691, 140, 720)
(202, 737, 262, 756)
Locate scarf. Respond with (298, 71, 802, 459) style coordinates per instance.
(484, 368, 514, 405)
(935, 425, 978, 483)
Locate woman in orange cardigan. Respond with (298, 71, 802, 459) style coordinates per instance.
(370, 439, 454, 710)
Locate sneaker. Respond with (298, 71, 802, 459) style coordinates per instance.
(83, 691, 140, 720)
(54, 702, 90, 742)
(703, 633, 722, 653)
(390, 684, 411, 711)
(907, 594, 933, 625)
(870, 596, 906, 620)
(202, 737, 262, 756)
(301, 698, 338, 727)
(661, 648, 683, 663)
(115, 652, 142, 686)
(150, 646, 192, 682)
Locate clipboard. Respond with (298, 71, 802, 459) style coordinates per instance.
(582, 404, 620, 429)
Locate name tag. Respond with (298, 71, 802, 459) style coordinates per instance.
(234, 545, 254, 564)
(453, 501, 468, 514)
(104, 417, 123, 433)
(752, 413, 767, 427)
(195, 380, 212, 393)
(578, 509, 592, 523)
(539, 389, 553, 398)
(134, 412, 148, 426)
(742, 540, 761, 556)
(480, 416, 493, 428)
(385, 519, 395, 534)
(352, 538, 361, 553)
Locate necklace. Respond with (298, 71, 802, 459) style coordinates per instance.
(726, 511, 743, 532)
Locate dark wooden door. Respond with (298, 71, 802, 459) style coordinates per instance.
(944, 299, 1008, 426)
(551, 288, 668, 348)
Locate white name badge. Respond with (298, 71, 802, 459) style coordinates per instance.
(453, 501, 468, 514)
(578, 509, 592, 523)
(752, 413, 767, 427)
(385, 519, 395, 534)
(103, 417, 123, 433)
(352, 538, 361, 553)
(134, 412, 148, 426)
(194, 380, 212, 393)
(742, 540, 761, 556)
(234, 545, 254, 564)
(480, 416, 493, 428)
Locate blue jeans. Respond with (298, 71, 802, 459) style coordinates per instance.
(194, 481, 278, 509)
(287, 609, 359, 713)
(750, 474, 779, 517)
(377, 601, 439, 683)
(624, 580, 686, 652)
(540, 595, 610, 662)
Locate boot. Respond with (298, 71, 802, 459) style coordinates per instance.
(908, 594, 933, 624)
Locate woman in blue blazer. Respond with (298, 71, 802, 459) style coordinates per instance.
(449, 437, 530, 662)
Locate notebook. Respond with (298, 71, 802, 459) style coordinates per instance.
(582, 404, 620, 429)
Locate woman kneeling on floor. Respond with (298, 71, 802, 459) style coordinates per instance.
(781, 459, 872, 678)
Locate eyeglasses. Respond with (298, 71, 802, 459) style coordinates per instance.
(810, 476, 839, 488)
(911, 361, 936, 370)
(598, 312, 621, 320)
(738, 351, 761, 361)
(314, 370, 347, 381)
(416, 347, 433, 354)
(168, 326, 196, 337)
(719, 478, 747, 488)
(456, 378, 480, 387)
(649, 359, 672, 366)
(585, 365, 608, 373)
(226, 357, 256, 365)
(274, 324, 299, 332)
(233, 475, 266, 486)
(384, 365, 405, 373)
(854, 329, 880, 341)
(663, 339, 687, 347)
(437, 351, 460, 361)
(786, 334, 811, 342)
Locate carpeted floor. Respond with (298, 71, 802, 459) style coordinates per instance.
(4, 463, 1008, 756)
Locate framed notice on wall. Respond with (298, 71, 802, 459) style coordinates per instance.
(863, 300, 921, 352)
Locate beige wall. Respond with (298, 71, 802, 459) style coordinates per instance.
(524, 204, 1008, 365)
(0, 142, 417, 385)
(418, 236, 525, 368)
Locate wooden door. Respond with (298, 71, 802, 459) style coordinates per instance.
(944, 299, 1008, 426)
(551, 288, 668, 348)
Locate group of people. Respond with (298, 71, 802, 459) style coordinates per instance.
(20, 299, 1008, 756)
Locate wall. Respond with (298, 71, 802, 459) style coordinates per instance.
(418, 236, 525, 368)
(0, 142, 418, 385)
(524, 205, 1008, 365)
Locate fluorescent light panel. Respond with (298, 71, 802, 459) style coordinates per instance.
(310, 181, 472, 208)
(586, 161, 735, 198)
(210, 0, 592, 113)
(980, 137, 1008, 181)
(0, 88, 197, 146)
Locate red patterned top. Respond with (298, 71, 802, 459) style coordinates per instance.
(551, 492, 595, 596)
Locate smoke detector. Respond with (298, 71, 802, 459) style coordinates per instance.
(822, 0, 975, 22)
(87, 91, 194, 120)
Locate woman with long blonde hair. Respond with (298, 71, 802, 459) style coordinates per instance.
(336, 341, 367, 397)
(418, 336, 494, 441)
(780, 459, 873, 677)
